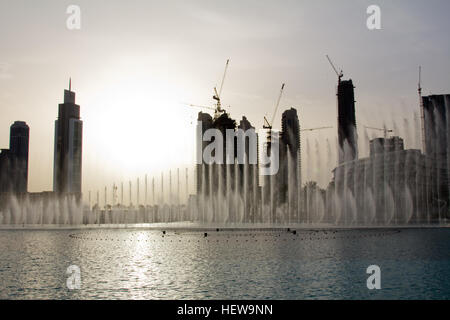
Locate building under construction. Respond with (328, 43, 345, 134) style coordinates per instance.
(277, 108, 301, 221)
(196, 111, 260, 222)
(325, 55, 358, 165)
(337, 78, 358, 164)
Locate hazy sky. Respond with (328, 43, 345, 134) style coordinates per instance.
(1, 0, 450, 202)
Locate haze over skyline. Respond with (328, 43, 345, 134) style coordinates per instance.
(1, 0, 450, 201)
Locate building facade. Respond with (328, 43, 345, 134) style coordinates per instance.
(53, 83, 83, 196)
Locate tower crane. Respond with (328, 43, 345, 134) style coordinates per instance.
(262, 83, 285, 159)
(212, 59, 230, 116)
(263, 83, 285, 132)
(326, 55, 343, 82)
(183, 59, 230, 118)
(364, 126, 393, 139)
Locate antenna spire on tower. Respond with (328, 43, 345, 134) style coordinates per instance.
(69, 77, 72, 91)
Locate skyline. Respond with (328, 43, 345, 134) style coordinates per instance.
(1, 0, 450, 197)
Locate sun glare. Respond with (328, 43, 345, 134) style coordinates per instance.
(83, 66, 196, 183)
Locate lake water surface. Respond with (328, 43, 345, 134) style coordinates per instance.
(1, 227, 449, 299)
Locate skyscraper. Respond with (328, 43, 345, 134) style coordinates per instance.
(337, 79, 358, 164)
(210, 112, 236, 202)
(0, 121, 29, 194)
(9, 121, 29, 193)
(0, 149, 12, 193)
(423, 94, 450, 210)
(196, 112, 213, 196)
(53, 80, 83, 196)
(279, 108, 300, 220)
(238, 116, 258, 222)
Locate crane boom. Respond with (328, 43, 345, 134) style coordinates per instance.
(211, 59, 230, 117)
(219, 59, 230, 97)
(364, 126, 393, 138)
(300, 126, 333, 132)
(326, 55, 343, 80)
(270, 83, 285, 127)
(185, 103, 216, 111)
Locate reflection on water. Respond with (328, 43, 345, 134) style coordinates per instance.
(0, 228, 449, 299)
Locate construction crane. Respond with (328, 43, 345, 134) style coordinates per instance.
(185, 103, 216, 111)
(326, 55, 343, 82)
(184, 59, 230, 118)
(218, 59, 229, 98)
(263, 83, 285, 132)
(212, 59, 230, 116)
(300, 126, 333, 132)
(364, 126, 393, 138)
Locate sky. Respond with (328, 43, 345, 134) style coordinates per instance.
(1, 0, 450, 204)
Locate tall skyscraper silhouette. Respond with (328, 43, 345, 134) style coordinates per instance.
(0, 121, 29, 194)
(9, 121, 29, 193)
(423, 94, 450, 208)
(53, 79, 83, 196)
(279, 108, 300, 219)
(337, 79, 358, 164)
(196, 112, 213, 197)
(238, 116, 258, 222)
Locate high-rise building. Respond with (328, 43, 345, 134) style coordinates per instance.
(9, 121, 29, 193)
(196, 112, 213, 196)
(281, 108, 300, 174)
(337, 79, 358, 164)
(369, 136, 404, 156)
(279, 108, 300, 220)
(238, 116, 258, 222)
(422, 94, 450, 209)
(210, 112, 236, 201)
(196, 111, 237, 197)
(0, 149, 12, 193)
(53, 80, 83, 196)
(0, 121, 29, 194)
(196, 111, 263, 222)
